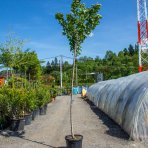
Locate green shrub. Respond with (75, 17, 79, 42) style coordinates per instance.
(36, 85, 50, 108)
(8, 76, 30, 88)
(9, 88, 26, 119)
(50, 86, 58, 98)
(25, 88, 37, 113)
(0, 83, 51, 122)
(0, 87, 24, 119)
(0, 88, 10, 128)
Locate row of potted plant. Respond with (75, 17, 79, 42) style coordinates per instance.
(0, 85, 51, 132)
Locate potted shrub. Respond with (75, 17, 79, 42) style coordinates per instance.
(50, 85, 57, 102)
(36, 86, 50, 115)
(44, 86, 51, 104)
(27, 88, 39, 120)
(0, 88, 11, 130)
(55, 0, 101, 147)
(23, 88, 37, 125)
(8, 77, 36, 125)
(5, 87, 26, 132)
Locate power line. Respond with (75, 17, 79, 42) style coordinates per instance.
(62, 55, 73, 60)
(40, 55, 73, 61)
(40, 55, 60, 61)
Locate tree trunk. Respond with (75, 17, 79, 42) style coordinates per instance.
(70, 45, 77, 138)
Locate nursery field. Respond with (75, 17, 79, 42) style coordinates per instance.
(0, 95, 147, 148)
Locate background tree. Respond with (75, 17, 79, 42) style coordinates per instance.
(0, 34, 24, 72)
(18, 50, 41, 80)
(55, 0, 102, 138)
(0, 35, 41, 83)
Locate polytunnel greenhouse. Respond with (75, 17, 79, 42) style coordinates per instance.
(87, 71, 148, 141)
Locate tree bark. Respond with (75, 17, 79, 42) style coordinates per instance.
(70, 44, 77, 138)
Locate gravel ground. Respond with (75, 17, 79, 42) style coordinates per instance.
(0, 95, 148, 148)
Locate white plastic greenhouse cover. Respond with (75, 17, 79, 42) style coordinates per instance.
(87, 71, 148, 141)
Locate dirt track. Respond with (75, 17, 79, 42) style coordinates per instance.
(0, 95, 147, 148)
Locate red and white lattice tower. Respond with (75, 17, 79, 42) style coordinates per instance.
(137, 0, 148, 72)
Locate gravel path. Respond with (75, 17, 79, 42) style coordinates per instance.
(0, 95, 148, 148)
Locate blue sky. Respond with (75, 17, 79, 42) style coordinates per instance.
(0, 0, 138, 60)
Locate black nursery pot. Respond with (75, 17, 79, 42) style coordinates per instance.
(0, 116, 11, 130)
(39, 104, 47, 115)
(44, 104, 48, 110)
(10, 118, 25, 131)
(24, 114, 32, 125)
(36, 108, 40, 116)
(32, 109, 39, 120)
(65, 135, 83, 148)
(32, 111, 36, 120)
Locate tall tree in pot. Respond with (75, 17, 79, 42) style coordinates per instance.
(55, 0, 102, 146)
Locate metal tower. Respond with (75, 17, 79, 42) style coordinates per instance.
(137, 0, 148, 72)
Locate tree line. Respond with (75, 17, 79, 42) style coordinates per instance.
(42, 44, 139, 86)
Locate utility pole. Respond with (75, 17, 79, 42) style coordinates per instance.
(60, 55, 63, 89)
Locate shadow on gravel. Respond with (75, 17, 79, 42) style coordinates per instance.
(85, 99, 129, 140)
(0, 130, 25, 137)
(17, 135, 66, 148)
(0, 131, 66, 148)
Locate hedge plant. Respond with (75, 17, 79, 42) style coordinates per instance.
(0, 80, 51, 128)
(0, 88, 10, 129)
(36, 85, 50, 108)
(24, 88, 37, 114)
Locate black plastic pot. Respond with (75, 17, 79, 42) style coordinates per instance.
(24, 114, 32, 125)
(36, 108, 40, 116)
(65, 135, 83, 148)
(10, 118, 25, 131)
(0, 116, 11, 130)
(39, 104, 47, 115)
(44, 104, 48, 112)
(32, 109, 39, 120)
(32, 111, 36, 120)
(39, 106, 45, 115)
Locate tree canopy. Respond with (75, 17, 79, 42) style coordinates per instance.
(55, 0, 102, 56)
(0, 36, 41, 80)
